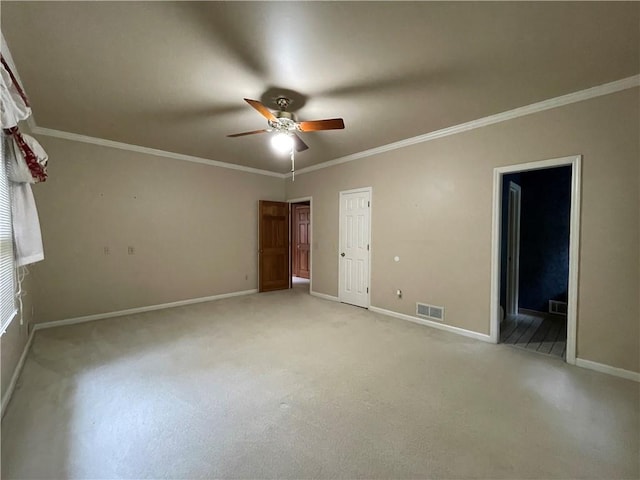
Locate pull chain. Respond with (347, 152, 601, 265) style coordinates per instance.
(290, 147, 295, 182)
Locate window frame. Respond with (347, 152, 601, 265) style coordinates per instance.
(0, 133, 17, 335)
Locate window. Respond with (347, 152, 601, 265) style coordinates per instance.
(0, 134, 16, 334)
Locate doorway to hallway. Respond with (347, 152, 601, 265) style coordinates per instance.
(500, 167, 571, 359)
(289, 198, 312, 294)
(491, 156, 581, 364)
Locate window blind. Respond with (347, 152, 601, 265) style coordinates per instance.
(0, 134, 16, 334)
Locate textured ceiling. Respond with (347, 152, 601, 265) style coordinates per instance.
(2, 2, 639, 173)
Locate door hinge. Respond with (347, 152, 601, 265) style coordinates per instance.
(368, 201, 370, 207)
(367, 287, 369, 293)
(367, 244, 369, 251)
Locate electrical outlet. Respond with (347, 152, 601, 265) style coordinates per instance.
(128, 246, 135, 255)
(103, 246, 110, 255)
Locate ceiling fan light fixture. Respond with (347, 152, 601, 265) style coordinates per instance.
(271, 132, 294, 153)
(228, 97, 344, 156)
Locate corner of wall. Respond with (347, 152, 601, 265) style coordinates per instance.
(1, 267, 37, 417)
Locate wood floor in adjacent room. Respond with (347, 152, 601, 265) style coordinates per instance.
(2, 288, 638, 479)
(500, 313, 567, 358)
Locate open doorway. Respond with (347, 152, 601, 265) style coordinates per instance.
(500, 166, 571, 358)
(289, 197, 311, 294)
(491, 156, 581, 365)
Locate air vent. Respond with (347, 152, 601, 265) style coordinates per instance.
(549, 300, 568, 316)
(416, 302, 445, 322)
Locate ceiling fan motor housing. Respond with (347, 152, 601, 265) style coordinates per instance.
(270, 110, 298, 131)
(227, 97, 344, 148)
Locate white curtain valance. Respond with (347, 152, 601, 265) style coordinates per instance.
(10, 181, 44, 267)
(1, 34, 45, 267)
(1, 33, 31, 129)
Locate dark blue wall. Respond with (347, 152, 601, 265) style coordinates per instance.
(500, 166, 571, 314)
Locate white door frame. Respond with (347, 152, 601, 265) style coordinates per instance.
(338, 187, 372, 308)
(288, 196, 312, 292)
(505, 181, 522, 316)
(490, 155, 581, 365)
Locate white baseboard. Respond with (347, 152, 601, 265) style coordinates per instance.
(575, 358, 640, 383)
(518, 308, 548, 317)
(1, 328, 35, 418)
(370, 306, 492, 343)
(310, 291, 339, 302)
(33, 289, 258, 331)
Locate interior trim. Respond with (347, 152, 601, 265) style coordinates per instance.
(576, 358, 640, 383)
(338, 186, 373, 308)
(489, 155, 581, 365)
(32, 289, 259, 331)
(25, 75, 638, 178)
(310, 291, 339, 302)
(27, 119, 284, 178)
(292, 74, 640, 177)
(370, 306, 493, 343)
(288, 196, 313, 293)
(1, 328, 35, 418)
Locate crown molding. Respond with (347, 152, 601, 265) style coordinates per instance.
(25, 115, 37, 133)
(290, 74, 640, 177)
(25, 75, 638, 179)
(8, 33, 284, 179)
(29, 123, 286, 178)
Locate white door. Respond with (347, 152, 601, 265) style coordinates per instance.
(339, 188, 371, 308)
(506, 181, 521, 316)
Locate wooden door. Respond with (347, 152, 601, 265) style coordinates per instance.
(339, 189, 371, 308)
(259, 200, 289, 292)
(292, 204, 311, 279)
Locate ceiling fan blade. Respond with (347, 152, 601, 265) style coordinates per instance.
(226, 129, 268, 138)
(293, 133, 309, 152)
(244, 98, 277, 122)
(298, 118, 345, 132)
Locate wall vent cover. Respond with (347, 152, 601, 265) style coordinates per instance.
(549, 300, 568, 315)
(416, 302, 445, 322)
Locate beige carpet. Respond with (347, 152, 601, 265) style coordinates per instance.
(2, 287, 638, 479)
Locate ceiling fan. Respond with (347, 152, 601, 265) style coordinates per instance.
(227, 97, 345, 153)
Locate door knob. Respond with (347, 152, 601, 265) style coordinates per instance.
(340, 252, 345, 257)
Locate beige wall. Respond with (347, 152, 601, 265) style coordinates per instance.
(17, 88, 639, 375)
(286, 88, 640, 373)
(1, 272, 35, 402)
(30, 137, 284, 322)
